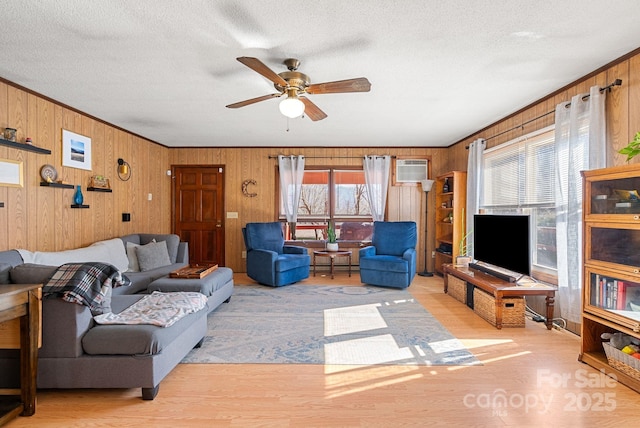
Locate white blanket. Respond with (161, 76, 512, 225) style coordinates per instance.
(94, 291, 207, 328)
(18, 238, 129, 272)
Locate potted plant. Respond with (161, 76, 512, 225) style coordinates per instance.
(456, 209, 472, 267)
(456, 231, 473, 267)
(326, 222, 339, 251)
(619, 131, 640, 162)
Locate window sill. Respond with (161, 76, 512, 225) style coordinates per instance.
(531, 269, 558, 286)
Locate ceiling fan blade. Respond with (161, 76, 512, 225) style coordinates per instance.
(306, 77, 371, 94)
(300, 97, 328, 121)
(236, 57, 288, 87)
(226, 93, 281, 109)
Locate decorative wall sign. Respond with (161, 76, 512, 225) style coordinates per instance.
(62, 129, 92, 170)
(40, 164, 58, 183)
(90, 175, 110, 189)
(242, 179, 257, 197)
(0, 158, 23, 187)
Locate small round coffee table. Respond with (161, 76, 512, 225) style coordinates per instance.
(313, 250, 352, 279)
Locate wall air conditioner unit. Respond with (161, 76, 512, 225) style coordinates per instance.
(395, 159, 428, 183)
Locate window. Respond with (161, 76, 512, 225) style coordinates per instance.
(481, 126, 557, 277)
(279, 167, 373, 240)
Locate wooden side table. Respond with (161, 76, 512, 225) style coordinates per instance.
(0, 283, 42, 426)
(313, 250, 352, 279)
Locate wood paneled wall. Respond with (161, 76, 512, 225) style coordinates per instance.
(169, 147, 449, 272)
(0, 81, 172, 254)
(447, 49, 640, 171)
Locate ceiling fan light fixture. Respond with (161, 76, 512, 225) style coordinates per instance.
(228, 57, 369, 121)
(279, 96, 305, 118)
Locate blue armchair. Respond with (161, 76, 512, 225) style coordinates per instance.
(242, 222, 310, 287)
(359, 221, 417, 288)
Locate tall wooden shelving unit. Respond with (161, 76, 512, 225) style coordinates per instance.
(580, 163, 640, 394)
(434, 171, 467, 275)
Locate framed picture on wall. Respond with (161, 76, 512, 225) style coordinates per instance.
(62, 129, 92, 171)
(0, 158, 23, 187)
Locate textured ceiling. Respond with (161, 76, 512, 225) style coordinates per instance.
(1, 1, 639, 148)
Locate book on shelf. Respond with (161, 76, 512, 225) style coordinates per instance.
(592, 274, 640, 311)
(617, 281, 627, 310)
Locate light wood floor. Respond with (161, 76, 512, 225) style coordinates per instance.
(7, 273, 640, 427)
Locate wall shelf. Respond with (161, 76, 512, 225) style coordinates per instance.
(0, 137, 51, 154)
(70, 204, 89, 209)
(87, 187, 112, 192)
(40, 182, 74, 189)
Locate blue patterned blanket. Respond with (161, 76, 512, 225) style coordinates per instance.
(43, 262, 130, 310)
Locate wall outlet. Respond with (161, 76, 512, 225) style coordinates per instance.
(241, 251, 246, 259)
(147, 193, 152, 201)
(227, 212, 238, 219)
(431, 251, 436, 258)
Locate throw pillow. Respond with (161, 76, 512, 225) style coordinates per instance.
(140, 234, 180, 263)
(126, 241, 142, 272)
(135, 240, 171, 271)
(10, 263, 58, 284)
(126, 239, 156, 272)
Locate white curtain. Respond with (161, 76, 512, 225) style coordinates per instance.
(278, 155, 305, 232)
(466, 138, 485, 258)
(554, 86, 606, 324)
(363, 155, 391, 221)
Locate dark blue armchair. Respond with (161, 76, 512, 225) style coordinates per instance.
(359, 221, 417, 288)
(242, 222, 310, 287)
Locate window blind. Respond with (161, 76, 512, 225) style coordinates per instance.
(482, 128, 555, 209)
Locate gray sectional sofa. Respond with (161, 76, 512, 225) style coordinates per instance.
(0, 233, 234, 400)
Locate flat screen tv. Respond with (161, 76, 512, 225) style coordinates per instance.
(473, 214, 531, 277)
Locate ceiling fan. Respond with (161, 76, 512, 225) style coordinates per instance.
(225, 57, 371, 121)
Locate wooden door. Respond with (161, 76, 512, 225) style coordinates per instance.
(173, 165, 225, 266)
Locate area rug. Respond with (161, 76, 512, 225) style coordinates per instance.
(182, 284, 480, 366)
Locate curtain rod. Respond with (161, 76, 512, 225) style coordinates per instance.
(481, 78, 622, 144)
(268, 155, 396, 159)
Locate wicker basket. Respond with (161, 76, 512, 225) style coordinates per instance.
(447, 275, 467, 304)
(473, 288, 525, 328)
(602, 342, 640, 380)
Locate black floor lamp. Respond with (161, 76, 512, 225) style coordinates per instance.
(418, 179, 435, 277)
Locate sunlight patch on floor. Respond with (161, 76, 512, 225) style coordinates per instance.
(385, 298, 415, 305)
(324, 334, 414, 365)
(324, 303, 387, 336)
(319, 298, 480, 398)
(479, 350, 532, 365)
(323, 364, 425, 399)
(429, 338, 470, 354)
(324, 372, 425, 399)
(458, 338, 514, 350)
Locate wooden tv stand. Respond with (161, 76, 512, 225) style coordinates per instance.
(443, 264, 557, 330)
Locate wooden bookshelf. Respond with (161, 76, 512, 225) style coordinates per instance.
(434, 171, 466, 275)
(580, 163, 640, 394)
